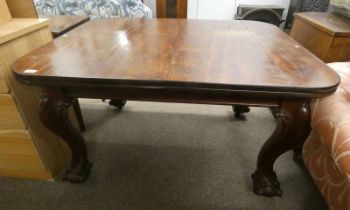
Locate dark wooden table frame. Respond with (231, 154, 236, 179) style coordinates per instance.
(33, 81, 313, 197)
(13, 19, 339, 197)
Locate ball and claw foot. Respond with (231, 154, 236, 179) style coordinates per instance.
(252, 171, 282, 197)
(62, 160, 92, 183)
(233, 106, 250, 119)
(109, 100, 126, 110)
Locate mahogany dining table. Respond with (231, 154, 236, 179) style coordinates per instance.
(12, 18, 340, 197)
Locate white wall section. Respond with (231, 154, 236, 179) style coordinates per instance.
(142, 0, 291, 22)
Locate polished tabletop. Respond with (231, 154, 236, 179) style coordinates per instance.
(13, 18, 339, 96)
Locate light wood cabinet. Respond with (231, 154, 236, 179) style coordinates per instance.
(0, 131, 49, 179)
(0, 0, 71, 180)
(5, 0, 38, 18)
(291, 12, 350, 63)
(0, 94, 26, 130)
(0, 65, 9, 93)
(0, 0, 11, 24)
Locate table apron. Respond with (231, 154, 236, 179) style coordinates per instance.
(62, 86, 314, 107)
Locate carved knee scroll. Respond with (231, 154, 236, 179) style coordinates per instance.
(39, 88, 91, 183)
(252, 101, 311, 197)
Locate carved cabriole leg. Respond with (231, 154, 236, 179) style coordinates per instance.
(39, 88, 92, 183)
(252, 101, 311, 197)
(72, 99, 86, 132)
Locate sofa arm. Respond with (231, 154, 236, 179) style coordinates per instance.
(310, 62, 350, 177)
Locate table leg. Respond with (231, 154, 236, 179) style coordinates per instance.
(39, 88, 92, 183)
(252, 101, 311, 197)
(233, 105, 250, 119)
(72, 99, 86, 132)
(109, 99, 127, 110)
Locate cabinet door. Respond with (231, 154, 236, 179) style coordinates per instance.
(0, 0, 11, 24)
(0, 130, 49, 179)
(0, 94, 26, 130)
(0, 64, 9, 93)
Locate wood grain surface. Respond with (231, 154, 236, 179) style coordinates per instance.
(156, 0, 166, 18)
(294, 12, 350, 37)
(5, 0, 38, 18)
(13, 19, 339, 97)
(49, 15, 90, 38)
(0, 64, 9, 93)
(291, 12, 350, 63)
(0, 94, 26, 130)
(0, 18, 49, 44)
(156, 0, 187, 18)
(0, 79, 8, 93)
(0, 130, 51, 179)
(0, 0, 11, 24)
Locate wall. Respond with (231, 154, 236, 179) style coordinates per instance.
(188, 0, 291, 21)
(143, 0, 291, 21)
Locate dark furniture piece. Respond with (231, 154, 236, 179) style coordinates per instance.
(13, 19, 339, 197)
(235, 4, 285, 27)
(156, 0, 187, 18)
(291, 12, 350, 62)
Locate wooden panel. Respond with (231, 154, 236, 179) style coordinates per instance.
(291, 13, 350, 63)
(176, 0, 187, 18)
(294, 12, 350, 37)
(0, 18, 50, 45)
(0, 94, 26, 130)
(6, 0, 38, 18)
(0, 0, 11, 24)
(157, 0, 187, 18)
(0, 25, 70, 178)
(326, 37, 350, 62)
(290, 18, 333, 61)
(0, 64, 9, 93)
(0, 130, 51, 179)
(0, 79, 8, 93)
(156, 0, 166, 18)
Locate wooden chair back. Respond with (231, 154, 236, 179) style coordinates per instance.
(156, 0, 187, 18)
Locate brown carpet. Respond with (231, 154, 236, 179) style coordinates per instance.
(0, 100, 328, 210)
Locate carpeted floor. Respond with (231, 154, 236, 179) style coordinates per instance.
(0, 100, 328, 210)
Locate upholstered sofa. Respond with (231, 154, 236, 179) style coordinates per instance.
(33, 0, 152, 19)
(303, 62, 350, 210)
